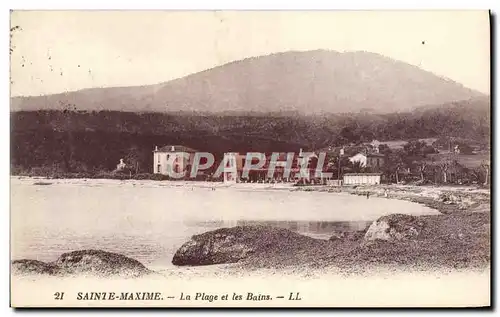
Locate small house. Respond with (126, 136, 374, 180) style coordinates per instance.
(116, 158, 126, 171)
(349, 152, 385, 170)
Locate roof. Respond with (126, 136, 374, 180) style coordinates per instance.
(343, 173, 383, 176)
(349, 152, 385, 158)
(155, 145, 197, 153)
(350, 152, 366, 157)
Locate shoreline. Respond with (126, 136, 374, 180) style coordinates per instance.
(11, 175, 490, 276)
(13, 175, 491, 215)
(292, 183, 490, 215)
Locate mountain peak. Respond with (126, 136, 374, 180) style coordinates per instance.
(11, 50, 484, 114)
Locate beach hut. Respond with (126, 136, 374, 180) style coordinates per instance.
(343, 173, 382, 185)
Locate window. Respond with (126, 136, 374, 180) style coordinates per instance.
(157, 164, 161, 173)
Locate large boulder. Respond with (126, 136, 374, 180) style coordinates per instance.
(172, 226, 320, 266)
(11, 259, 59, 275)
(12, 250, 151, 278)
(364, 214, 426, 242)
(54, 250, 151, 277)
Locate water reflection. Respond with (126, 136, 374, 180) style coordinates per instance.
(187, 220, 372, 240)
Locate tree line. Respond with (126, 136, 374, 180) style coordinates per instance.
(10, 97, 490, 181)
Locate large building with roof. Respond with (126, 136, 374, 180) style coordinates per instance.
(153, 145, 198, 177)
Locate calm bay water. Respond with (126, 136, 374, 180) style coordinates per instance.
(11, 178, 439, 268)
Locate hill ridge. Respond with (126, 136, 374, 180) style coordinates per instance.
(11, 50, 486, 113)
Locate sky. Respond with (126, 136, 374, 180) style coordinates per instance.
(10, 10, 490, 97)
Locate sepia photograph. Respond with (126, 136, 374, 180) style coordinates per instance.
(9, 10, 491, 307)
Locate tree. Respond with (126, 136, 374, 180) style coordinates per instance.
(123, 145, 145, 175)
(326, 155, 350, 179)
(378, 144, 392, 155)
(404, 140, 425, 156)
(456, 142, 474, 155)
(480, 161, 490, 186)
(383, 149, 407, 183)
(394, 163, 406, 183)
(338, 126, 360, 144)
(417, 161, 427, 182)
(403, 139, 437, 157)
(422, 144, 438, 155)
(440, 161, 450, 183)
(346, 160, 364, 173)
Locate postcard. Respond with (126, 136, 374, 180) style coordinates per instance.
(10, 10, 491, 308)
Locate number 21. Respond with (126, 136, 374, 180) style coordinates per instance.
(54, 292, 65, 300)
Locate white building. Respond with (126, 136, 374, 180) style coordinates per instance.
(349, 152, 385, 170)
(349, 153, 368, 167)
(343, 173, 382, 185)
(153, 145, 197, 177)
(116, 158, 126, 171)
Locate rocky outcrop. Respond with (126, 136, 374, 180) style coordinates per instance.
(172, 226, 321, 266)
(329, 230, 367, 242)
(11, 259, 59, 275)
(12, 250, 151, 278)
(438, 192, 476, 210)
(364, 214, 426, 242)
(54, 250, 151, 277)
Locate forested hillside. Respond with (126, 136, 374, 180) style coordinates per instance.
(11, 97, 490, 176)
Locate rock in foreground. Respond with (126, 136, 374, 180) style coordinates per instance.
(364, 214, 426, 242)
(12, 250, 151, 278)
(172, 226, 322, 266)
(12, 259, 59, 275)
(54, 250, 151, 277)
